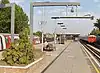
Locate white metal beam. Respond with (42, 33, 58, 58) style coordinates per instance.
(51, 16, 94, 20)
(32, 2, 80, 7)
(30, 2, 33, 44)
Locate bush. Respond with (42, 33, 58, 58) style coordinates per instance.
(2, 28, 34, 66)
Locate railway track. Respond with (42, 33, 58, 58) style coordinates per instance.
(80, 40, 100, 73)
(92, 43, 100, 49)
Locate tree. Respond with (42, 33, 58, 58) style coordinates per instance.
(94, 19, 100, 30)
(0, 0, 29, 34)
(0, 0, 11, 33)
(33, 31, 42, 37)
(1, 0, 9, 4)
(15, 5, 29, 33)
(90, 28, 96, 35)
(90, 18, 100, 35)
(90, 28, 100, 35)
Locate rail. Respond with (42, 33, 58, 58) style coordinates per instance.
(80, 40, 100, 73)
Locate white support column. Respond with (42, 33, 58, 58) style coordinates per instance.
(60, 31, 62, 44)
(41, 7, 45, 52)
(11, 3, 15, 42)
(41, 24, 44, 52)
(76, 5, 78, 16)
(30, 2, 33, 44)
(54, 19, 57, 49)
(54, 28, 56, 44)
(54, 34, 56, 44)
(66, 5, 68, 16)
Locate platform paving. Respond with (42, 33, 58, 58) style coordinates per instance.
(33, 41, 72, 73)
(43, 41, 92, 73)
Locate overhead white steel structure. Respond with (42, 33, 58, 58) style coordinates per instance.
(32, 2, 80, 6)
(30, 2, 80, 51)
(0, 3, 15, 42)
(51, 16, 94, 20)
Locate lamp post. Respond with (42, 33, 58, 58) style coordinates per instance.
(60, 25, 66, 44)
(62, 27, 67, 42)
(39, 21, 46, 52)
(41, 7, 47, 52)
(40, 21, 44, 52)
(57, 22, 64, 44)
(54, 19, 57, 49)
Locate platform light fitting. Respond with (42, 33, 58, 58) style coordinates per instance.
(57, 22, 63, 25)
(63, 28, 67, 29)
(71, 6, 74, 13)
(61, 25, 65, 27)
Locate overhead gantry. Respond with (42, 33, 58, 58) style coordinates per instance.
(30, 2, 80, 51)
(51, 16, 94, 20)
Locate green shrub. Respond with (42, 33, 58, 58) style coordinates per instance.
(2, 28, 34, 66)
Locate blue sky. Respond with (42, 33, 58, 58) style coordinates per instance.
(10, 0, 100, 35)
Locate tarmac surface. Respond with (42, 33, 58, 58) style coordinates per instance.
(43, 41, 92, 73)
(33, 41, 71, 73)
(33, 41, 93, 73)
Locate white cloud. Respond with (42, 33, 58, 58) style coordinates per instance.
(37, 10, 42, 14)
(35, 0, 52, 2)
(78, 6, 82, 10)
(93, 0, 100, 3)
(69, 0, 79, 2)
(35, 0, 43, 2)
(10, 0, 26, 11)
(48, 9, 65, 14)
(10, 0, 25, 4)
(97, 4, 100, 8)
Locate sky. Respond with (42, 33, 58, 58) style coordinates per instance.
(9, 0, 100, 35)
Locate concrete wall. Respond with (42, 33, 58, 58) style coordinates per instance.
(0, 57, 43, 73)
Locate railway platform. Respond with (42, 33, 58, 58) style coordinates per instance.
(33, 41, 94, 73)
(42, 41, 92, 73)
(33, 41, 72, 73)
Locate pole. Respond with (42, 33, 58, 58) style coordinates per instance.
(60, 30, 61, 44)
(30, 2, 33, 44)
(54, 27, 56, 45)
(76, 5, 78, 16)
(11, 3, 15, 43)
(66, 5, 68, 16)
(54, 33, 56, 44)
(41, 7, 45, 52)
(54, 19, 57, 49)
(41, 23, 44, 52)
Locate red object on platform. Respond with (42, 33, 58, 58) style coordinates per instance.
(5, 36, 11, 49)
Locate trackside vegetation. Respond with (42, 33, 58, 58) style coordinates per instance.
(2, 28, 34, 66)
